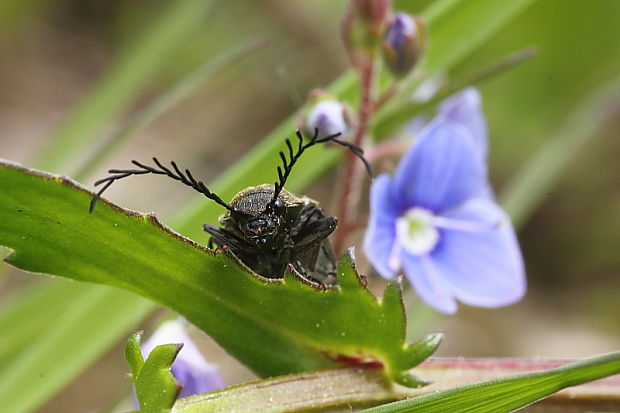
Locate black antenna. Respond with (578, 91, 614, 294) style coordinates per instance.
(89, 158, 235, 213)
(272, 129, 373, 204)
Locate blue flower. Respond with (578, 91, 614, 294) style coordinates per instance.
(142, 319, 224, 398)
(363, 90, 525, 314)
(437, 87, 488, 158)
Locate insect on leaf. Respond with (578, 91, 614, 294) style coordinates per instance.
(0, 160, 441, 384)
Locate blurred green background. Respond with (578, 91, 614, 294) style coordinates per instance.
(0, 0, 619, 412)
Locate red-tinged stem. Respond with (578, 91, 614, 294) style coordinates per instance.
(334, 137, 406, 254)
(171, 357, 620, 412)
(334, 59, 376, 255)
(365, 139, 408, 164)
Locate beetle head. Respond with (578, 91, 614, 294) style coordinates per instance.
(227, 189, 286, 246)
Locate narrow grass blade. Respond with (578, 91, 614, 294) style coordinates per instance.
(0, 286, 152, 413)
(34, 0, 216, 173)
(361, 352, 620, 412)
(74, 38, 267, 181)
(501, 78, 620, 227)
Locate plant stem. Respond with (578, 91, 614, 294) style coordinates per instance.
(365, 139, 408, 164)
(334, 59, 376, 254)
(170, 358, 620, 413)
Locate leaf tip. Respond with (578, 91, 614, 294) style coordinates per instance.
(394, 372, 432, 388)
(125, 331, 145, 380)
(403, 332, 443, 368)
(337, 247, 368, 291)
(381, 275, 406, 327)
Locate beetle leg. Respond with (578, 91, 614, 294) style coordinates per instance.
(203, 223, 256, 251)
(293, 205, 323, 231)
(291, 216, 337, 253)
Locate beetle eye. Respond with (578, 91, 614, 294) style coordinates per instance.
(243, 218, 277, 239)
(273, 198, 284, 211)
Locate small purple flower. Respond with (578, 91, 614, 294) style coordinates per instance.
(306, 99, 350, 138)
(363, 96, 525, 314)
(142, 319, 224, 398)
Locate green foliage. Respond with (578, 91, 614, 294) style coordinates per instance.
(0, 1, 544, 412)
(126, 331, 146, 380)
(125, 331, 183, 413)
(161, 352, 620, 412)
(34, 0, 216, 174)
(0, 160, 441, 383)
(74, 38, 265, 181)
(4, 0, 619, 410)
(361, 351, 620, 412)
(374, 0, 539, 137)
(168, 0, 541, 241)
(0, 281, 76, 366)
(0, 282, 151, 413)
(500, 78, 620, 226)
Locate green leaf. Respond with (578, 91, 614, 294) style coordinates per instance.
(0, 280, 81, 365)
(0, 2, 544, 410)
(34, 0, 216, 173)
(0, 160, 439, 383)
(167, 355, 620, 412)
(422, 0, 538, 74)
(373, 0, 538, 138)
(1, 2, 217, 410)
(373, 46, 538, 138)
(500, 77, 620, 227)
(73, 37, 266, 181)
(126, 332, 182, 413)
(0, 284, 151, 413)
(361, 352, 620, 413)
(172, 363, 397, 413)
(136, 343, 183, 413)
(126, 331, 145, 381)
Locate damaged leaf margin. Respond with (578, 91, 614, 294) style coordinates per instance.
(0, 160, 440, 385)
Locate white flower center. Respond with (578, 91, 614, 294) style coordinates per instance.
(395, 208, 440, 255)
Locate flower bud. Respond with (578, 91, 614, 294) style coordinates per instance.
(342, 0, 392, 67)
(305, 99, 351, 139)
(382, 13, 426, 78)
(142, 319, 224, 398)
(352, 0, 391, 30)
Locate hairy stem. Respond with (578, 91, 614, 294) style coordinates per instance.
(334, 59, 376, 254)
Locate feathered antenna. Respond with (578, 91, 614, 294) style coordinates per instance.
(272, 128, 373, 204)
(89, 158, 235, 213)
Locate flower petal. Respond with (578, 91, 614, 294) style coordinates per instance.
(173, 357, 224, 398)
(431, 198, 526, 308)
(401, 253, 458, 314)
(363, 174, 401, 278)
(393, 118, 488, 212)
(438, 87, 488, 157)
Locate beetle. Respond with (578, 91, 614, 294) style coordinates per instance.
(89, 129, 371, 284)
